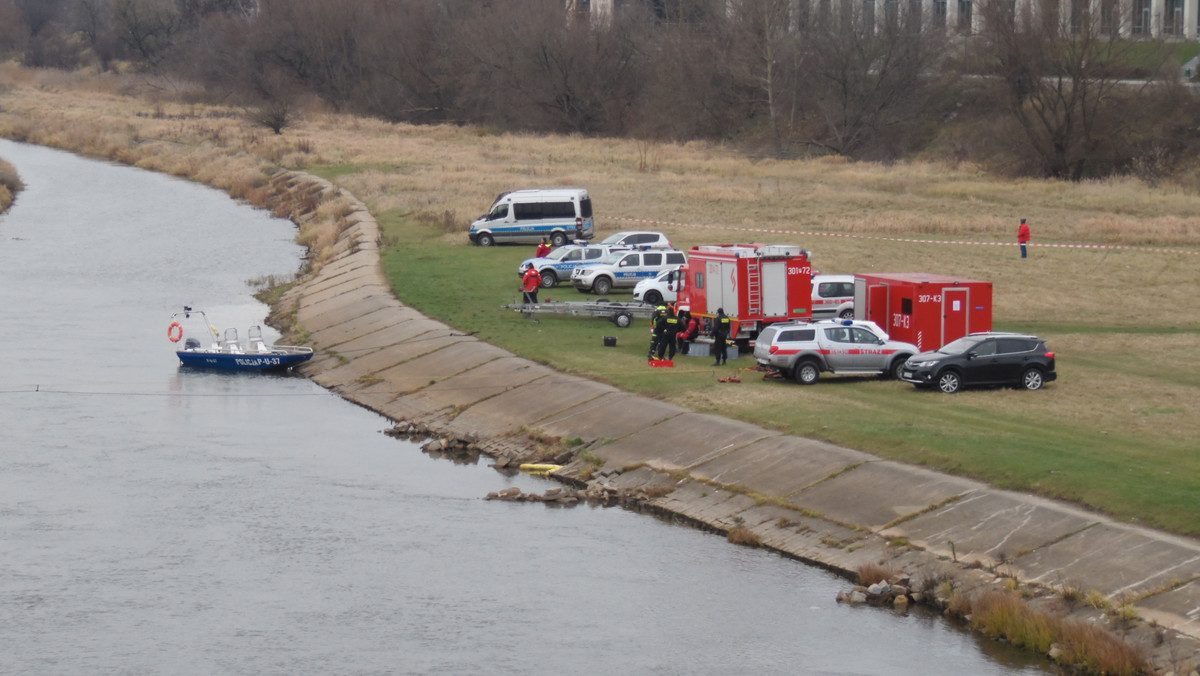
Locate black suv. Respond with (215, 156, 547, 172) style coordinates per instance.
(900, 332, 1056, 393)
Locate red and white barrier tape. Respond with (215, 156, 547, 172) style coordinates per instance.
(610, 216, 1200, 256)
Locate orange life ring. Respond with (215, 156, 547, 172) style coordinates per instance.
(168, 322, 184, 343)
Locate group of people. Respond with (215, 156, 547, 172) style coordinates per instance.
(520, 237, 734, 366)
(646, 304, 730, 366)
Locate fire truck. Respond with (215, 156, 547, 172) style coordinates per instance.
(678, 243, 813, 343)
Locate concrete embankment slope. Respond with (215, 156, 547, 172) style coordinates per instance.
(267, 171, 1200, 669)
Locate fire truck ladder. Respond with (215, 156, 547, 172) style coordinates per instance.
(746, 260, 762, 316)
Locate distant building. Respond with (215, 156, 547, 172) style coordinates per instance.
(569, 0, 1199, 40)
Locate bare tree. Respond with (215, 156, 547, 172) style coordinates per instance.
(351, 0, 471, 123)
(635, 20, 755, 140)
(722, 0, 805, 154)
(461, 0, 649, 135)
(112, 0, 181, 66)
(976, 0, 1169, 179)
(797, 4, 956, 160)
(246, 0, 370, 111)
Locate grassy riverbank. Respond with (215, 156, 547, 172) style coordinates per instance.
(1, 67, 1198, 536)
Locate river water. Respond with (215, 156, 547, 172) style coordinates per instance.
(0, 139, 1057, 675)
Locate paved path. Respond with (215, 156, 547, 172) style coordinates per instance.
(271, 172, 1200, 670)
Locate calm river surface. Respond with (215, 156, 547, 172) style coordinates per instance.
(0, 139, 1057, 675)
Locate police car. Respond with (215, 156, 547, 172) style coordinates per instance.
(519, 243, 631, 288)
(753, 319, 920, 385)
(571, 248, 688, 295)
(596, 230, 673, 249)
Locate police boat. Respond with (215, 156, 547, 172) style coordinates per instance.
(167, 307, 314, 372)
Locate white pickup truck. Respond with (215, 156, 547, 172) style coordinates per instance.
(753, 319, 919, 384)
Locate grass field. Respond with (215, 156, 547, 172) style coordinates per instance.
(1, 66, 1198, 536)
(367, 209, 1200, 536)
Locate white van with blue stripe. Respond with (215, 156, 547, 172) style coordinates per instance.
(468, 188, 594, 247)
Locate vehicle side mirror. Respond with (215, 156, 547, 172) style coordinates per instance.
(966, 351, 977, 360)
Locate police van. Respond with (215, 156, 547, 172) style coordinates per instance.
(468, 188, 594, 247)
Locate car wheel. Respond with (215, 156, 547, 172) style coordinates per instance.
(1022, 367, 1045, 391)
(593, 277, 612, 295)
(937, 370, 962, 394)
(550, 231, 567, 247)
(539, 270, 557, 288)
(644, 290, 662, 306)
(476, 232, 495, 247)
(838, 308, 854, 320)
(613, 312, 633, 328)
(888, 356, 907, 380)
(794, 361, 820, 385)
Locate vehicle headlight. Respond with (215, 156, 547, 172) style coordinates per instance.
(908, 360, 939, 368)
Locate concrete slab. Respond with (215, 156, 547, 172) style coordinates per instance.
(317, 333, 482, 392)
(303, 254, 381, 289)
(298, 262, 385, 302)
(310, 336, 471, 391)
(1136, 580, 1200, 640)
(305, 306, 425, 351)
(369, 392, 453, 424)
(690, 435, 876, 496)
(742, 502, 891, 574)
(789, 460, 981, 531)
(535, 392, 688, 446)
(298, 290, 399, 331)
(297, 275, 396, 311)
(358, 341, 512, 398)
(1015, 523, 1200, 597)
(443, 372, 617, 439)
(595, 413, 776, 472)
(881, 490, 1098, 565)
(651, 481, 760, 529)
(403, 357, 556, 412)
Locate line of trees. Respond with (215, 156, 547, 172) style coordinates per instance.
(2, 0, 1198, 179)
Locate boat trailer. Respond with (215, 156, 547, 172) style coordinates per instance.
(503, 298, 655, 328)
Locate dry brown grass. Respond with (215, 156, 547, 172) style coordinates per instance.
(13, 67, 1195, 334)
(855, 562, 896, 586)
(0, 156, 21, 212)
(964, 591, 1147, 675)
(726, 526, 762, 547)
(1056, 620, 1147, 676)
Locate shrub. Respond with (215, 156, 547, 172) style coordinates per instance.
(727, 526, 761, 547)
(856, 562, 895, 586)
(969, 590, 1058, 653)
(1056, 619, 1147, 676)
(0, 157, 23, 194)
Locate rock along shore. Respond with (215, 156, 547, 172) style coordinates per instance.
(264, 170, 1200, 674)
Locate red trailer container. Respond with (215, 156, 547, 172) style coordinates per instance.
(680, 244, 813, 341)
(853, 273, 992, 351)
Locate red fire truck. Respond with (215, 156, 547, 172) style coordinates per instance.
(678, 243, 813, 343)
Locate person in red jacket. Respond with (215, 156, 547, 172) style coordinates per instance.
(521, 263, 541, 305)
(1018, 218, 1031, 258)
(676, 307, 699, 355)
(534, 237, 551, 258)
